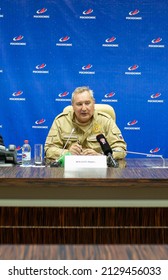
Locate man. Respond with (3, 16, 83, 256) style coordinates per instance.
(45, 86, 127, 162)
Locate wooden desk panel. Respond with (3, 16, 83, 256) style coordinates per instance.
(1, 245, 168, 260)
(0, 158, 168, 244)
(0, 207, 168, 244)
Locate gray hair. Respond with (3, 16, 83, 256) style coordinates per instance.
(71, 86, 94, 104)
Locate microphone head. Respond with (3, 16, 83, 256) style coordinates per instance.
(96, 134, 112, 156)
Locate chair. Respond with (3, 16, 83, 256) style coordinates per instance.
(63, 104, 116, 121)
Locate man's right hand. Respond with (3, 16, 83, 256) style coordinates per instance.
(69, 143, 83, 155)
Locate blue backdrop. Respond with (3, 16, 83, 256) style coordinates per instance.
(0, 0, 167, 158)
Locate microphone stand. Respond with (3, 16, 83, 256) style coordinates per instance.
(113, 149, 166, 168)
(107, 153, 119, 168)
(126, 150, 166, 168)
(50, 128, 75, 167)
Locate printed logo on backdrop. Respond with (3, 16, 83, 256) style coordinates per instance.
(33, 63, 49, 74)
(0, 8, 4, 18)
(10, 35, 26, 46)
(80, 9, 96, 19)
(148, 38, 165, 48)
(126, 9, 142, 20)
(148, 92, 164, 103)
(55, 91, 71, 102)
(0, 67, 3, 73)
(101, 92, 118, 103)
(125, 64, 141, 75)
(9, 91, 26, 101)
(33, 8, 50, 18)
(124, 120, 140, 130)
(0, 123, 2, 128)
(56, 36, 72, 47)
(16, 146, 22, 152)
(102, 37, 119, 48)
(150, 147, 160, 154)
(79, 64, 95, 74)
(32, 119, 48, 129)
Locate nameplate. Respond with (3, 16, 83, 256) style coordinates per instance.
(64, 155, 107, 170)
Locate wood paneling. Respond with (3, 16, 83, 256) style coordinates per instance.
(0, 207, 168, 244)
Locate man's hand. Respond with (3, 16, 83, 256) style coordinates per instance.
(69, 143, 83, 155)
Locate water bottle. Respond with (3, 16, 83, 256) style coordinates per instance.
(22, 140, 31, 165)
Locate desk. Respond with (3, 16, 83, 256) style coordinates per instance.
(1, 245, 168, 260)
(0, 158, 168, 244)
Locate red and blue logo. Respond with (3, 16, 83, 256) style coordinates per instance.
(129, 9, 140, 16)
(12, 91, 23, 97)
(83, 9, 93, 15)
(151, 38, 162, 44)
(13, 35, 24, 41)
(151, 93, 161, 99)
(82, 64, 92, 70)
(35, 119, 46, 125)
(127, 120, 138, 126)
(150, 147, 160, 153)
(128, 65, 139, 71)
(105, 37, 116, 43)
(36, 63, 46, 69)
(58, 91, 69, 97)
(59, 36, 70, 42)
(36, 8, 47, 14)
(104, 92, 115, 98)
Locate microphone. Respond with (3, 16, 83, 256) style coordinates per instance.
(50, 128, 75, 167)
(113, 149, 166, 168)
(96, 134, 119, 168)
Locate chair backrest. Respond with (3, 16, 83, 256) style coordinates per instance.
(63, 104, 116, 121)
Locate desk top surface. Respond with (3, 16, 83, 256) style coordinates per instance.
(0, 158, 168, 179)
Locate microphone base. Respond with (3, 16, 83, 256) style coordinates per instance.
(50, 161, 61, 167)
(107, 154, 119, 168)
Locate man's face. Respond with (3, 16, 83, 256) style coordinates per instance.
(72, 90, 95, 123)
